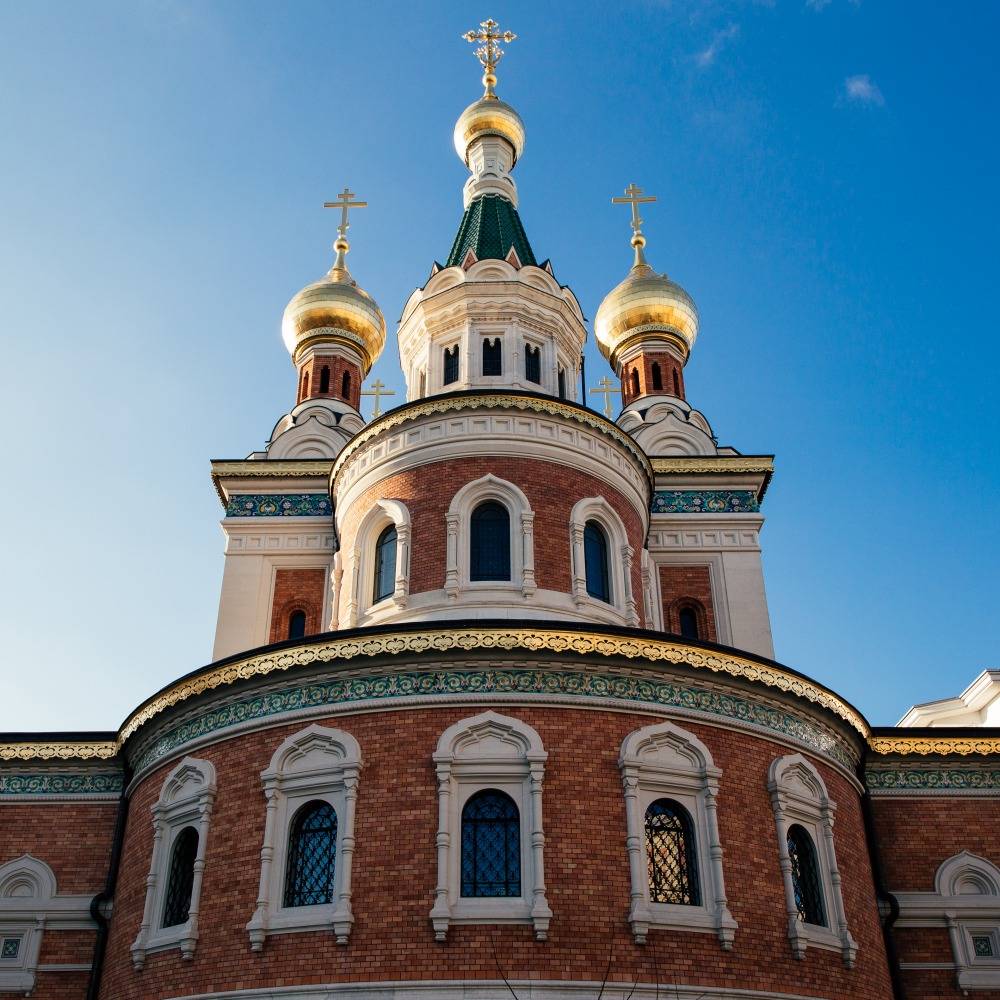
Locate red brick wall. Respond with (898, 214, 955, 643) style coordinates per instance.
(100, 707, 890, 998)
(338, 457, 646, 606)
(297, 354, 362, 408)
(621, 350, 686, 405)
(269, 568, 327, 642)
(659, 565, 717, 641)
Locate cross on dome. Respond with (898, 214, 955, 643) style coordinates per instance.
(323, 188, 369, 269)
(462, 18, 516, 97)
(612, 183, 656, 266)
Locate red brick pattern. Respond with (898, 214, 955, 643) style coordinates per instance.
(297, 354, 362, 408)
(621, 351, 686, 405)
(99, 707, 890, 998)
(659, 565, 717, 641)
(268, 568, 327, 643)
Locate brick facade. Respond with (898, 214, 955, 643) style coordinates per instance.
(659, 564, 717, 641)
(268, 567, 327, 642)
(296, 353, 362, 408)
(621, 350, 686, 405)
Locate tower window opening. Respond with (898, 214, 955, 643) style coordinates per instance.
(342, 370, 351, 400)
(288, 610, 307, 640)
(319, 366, 330, 394)
(678, 606, 699, 639)
(444, 346, 460, 385)
(645, 799, 700, 906)
(482, 338, 502, 377)
(284, 800, 337, 908)
(302, 372, 310, 398)
(630, 370, 640, 398)
(373, 524, 397, 604)
(524, 344, 541, 384)
(673, 370, 680, 395)
(787, 825, 826, 926)
(461, 790, 521, 897)
(470, 501, 510, 581)
(651, 362, 663, 391)
(558, 368, 566, 399)
(583, 520, 610, 603)
(162, 827, 199, 928)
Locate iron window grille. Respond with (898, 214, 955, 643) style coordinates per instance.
(162, 827, 199, 927)
(787, 824, 826, 926)
(470, 502, 511, 581)
(461, 790, 521, 897)
(482, 338, 502, 377)
(584, 520, 610, 602)
(645, 798, 700, 906)
(284, 801, 337, 908)
(373, 524, 398, 603)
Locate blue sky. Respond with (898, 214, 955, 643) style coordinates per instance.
(0, 1, 997, 733)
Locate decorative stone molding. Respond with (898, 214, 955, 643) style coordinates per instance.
(342, 499, 412, 627)
(0, 769, 122, 800)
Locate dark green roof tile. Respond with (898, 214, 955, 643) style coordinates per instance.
(446, 195, 537, 268)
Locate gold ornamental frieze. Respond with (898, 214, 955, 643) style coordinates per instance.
(0, 741, 118, 762)
(868, 735, 1000, 756)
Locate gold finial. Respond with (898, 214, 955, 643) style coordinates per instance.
(612, 183, 657, 267)
(323, 188, 369, 269)
(462, 18, 516, 98)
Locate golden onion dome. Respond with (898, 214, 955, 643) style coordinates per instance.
(281, 238, 386, 370)
(594, 246, 699, 368)
(454, 94, 526, 167)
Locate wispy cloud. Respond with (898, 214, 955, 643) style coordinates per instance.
(843, 73, 885, 106)
(696, 23, 739, 67)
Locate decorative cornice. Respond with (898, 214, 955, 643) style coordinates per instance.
(211, 460, 335, 507)
(651, 490, 759, 515)
(866, 766, 1000, 793)
(331, 395, 653, 495)
(0, 772, 124, 797)
(225, 494, 332, 518)
(0, 742, 118, 762)
(119, 626, 868, 749)
(869, 736, 1000, 756)
(651, 456, 774, 502)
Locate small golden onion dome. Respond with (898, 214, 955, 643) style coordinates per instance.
(281, 240, 386, 370)
(594, 252, 699, 368)
(454, 94, 526, 167)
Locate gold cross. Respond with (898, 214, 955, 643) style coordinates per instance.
(361, 378, 395, 418)
(462, 18, 516, 74)
(589, 376, 621, 417)
(323, 188, 368, 240)
(612, 183, 656, 235)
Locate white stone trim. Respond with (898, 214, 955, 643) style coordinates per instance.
(342, 499, 412, 628)
(618, 722, 736, 949)
(445, 475, 536, 600)
(247, 725, 361, 950)
(766, 754, 857, 967)
(131, 756, 217, 970)
(429, 711, 551, 941)
(569, 496, 637, 626)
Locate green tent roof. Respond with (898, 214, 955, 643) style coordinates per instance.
(446, 194, 537, 268)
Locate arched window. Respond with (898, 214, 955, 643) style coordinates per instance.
(461, 790, 521, 897)
(319, 366, 330, 394)
(645, 799, 700, 906)
(482, 337, 502, 377)
(524, 344, 541, 384)
(673, 369, 681, 395)
(584, 520, 610, 602)
(284, 800, 337, 908)
(651, 362, 663, 391)
(342, 370, 351, 399)
(787, 824, 826, 926)
(302, 371, 310, 398)
(373, 524, 397, 603)
(444, 345, 459, 385)
(558, 368, 566, 399)
(162, 827, 199, 927)
(287, 610, 306, 640)
(630, 370, 640, 397)
(678, 606, 699, 639)
(470, 501, 510, 581)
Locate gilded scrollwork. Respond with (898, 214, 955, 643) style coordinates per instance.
(868, 736, 1000, 757)
(0, 742, 117, 762)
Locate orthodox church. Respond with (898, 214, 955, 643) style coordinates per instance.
(2, 22, 999, 1000)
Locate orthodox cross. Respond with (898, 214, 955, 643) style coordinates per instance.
(462, 18, 516, 74)
(361, 379, 395, 419)
(589, 376, 621, 417)
(612, 183, 656, 237)
(323, 188, 368, 240)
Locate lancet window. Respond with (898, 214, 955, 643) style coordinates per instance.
(645, 798, 700, 906)
(461, 790, 521, 897)
(524, 343, 541, 384)
(482, 337, 502, 376)
(470, 501, 511, 581)
(373, 524, 397, 604)
(584, 520, 610, 603)
(162, 827, 199, 927)
(444, 345, 460, 385)
(284, 800, 338, 907)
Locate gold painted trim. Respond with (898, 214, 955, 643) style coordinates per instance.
(651, 456, 775, 474)
(211, 460, 336, 507)
(118, 626, 869, 748)
(331, 395, 654, 494)
(0, 742, 118, 762)
(869, 736, 1000, 756)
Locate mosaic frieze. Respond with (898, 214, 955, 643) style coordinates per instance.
(135, 668, 854, 774)
(651, 490, 760, 514)
(866, 768, 1000, 792)
(0, 772, 123, 796)
(225, 494, 332, 518)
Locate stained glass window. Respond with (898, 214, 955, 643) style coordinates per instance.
(461, 790, 521, 897)
(284, 801, 337, 907)
(470, 502, 510, 581)
(645, 799, 700, 905)
(787, 824, 826, 926)
(584, 520, 610, 603)
(373, 524, 397, 603)
(163, 826, 198, 927)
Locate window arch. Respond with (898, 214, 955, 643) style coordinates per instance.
(341, 370, 351, 400)
(373, 524, 397, 604)
(646, 799, 699, 906)
(319, 365, 330, 394)
(163, 827, 199, 927)
(620, 721, 736, 948)
(767, 754, 857, 966)
(287, 610, 307, 640)
(461, 790, 521, 897)
(430, 712, 551, 941)
(584, 520, 610, 602)
(284, 801, 337, 907)
(247, 725, 361, 949)
(470, 501, 510, 581)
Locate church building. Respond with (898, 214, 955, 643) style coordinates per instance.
(2, 22, 999, 1000)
